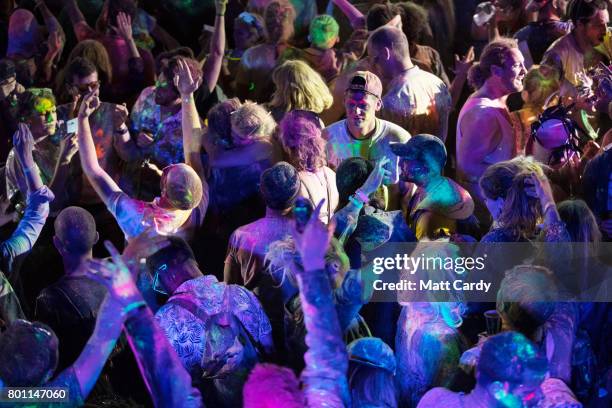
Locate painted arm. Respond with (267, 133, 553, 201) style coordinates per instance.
(64, 0, 93, 41)
(1, 124, 54, 262)
(292, 201, 350, 407)
(332, 0, 365, 29)
(201, 0, 227, 94)
(77, 91, 123, 208)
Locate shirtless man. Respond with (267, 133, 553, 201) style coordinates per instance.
(456, 38, 526, 223)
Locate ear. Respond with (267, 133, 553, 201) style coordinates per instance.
(383, 47, 391, 62)
(375, 97, 383, 111)
(52, 236, 62, 253)
(490, 64, 504, 79)
(93, 232, 100, 246)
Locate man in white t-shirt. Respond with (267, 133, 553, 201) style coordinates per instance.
(367, 26, 451, 141)
(324, 70, 410, 210)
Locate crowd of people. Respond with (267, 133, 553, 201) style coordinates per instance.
(0, 0, 611, 406)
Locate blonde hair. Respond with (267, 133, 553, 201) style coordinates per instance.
(523, 65, 560, 109)
(230, 101, 276, 146)
(269, 60, 333, 114)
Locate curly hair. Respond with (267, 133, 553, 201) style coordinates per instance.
(269, 60, 333, 114)
(278, 110, 327, 172)
(468, 38, 519, 90)
(231, 101, 276, 146)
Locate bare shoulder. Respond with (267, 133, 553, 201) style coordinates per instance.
(416, 387, 461, 407)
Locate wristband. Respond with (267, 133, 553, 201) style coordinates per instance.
(349, 194, 365, 210)
(114, 125, 128, 134)
(123, 300, 147, 315)
(354, 189, 369, 204)
(182, 95, 193, 104)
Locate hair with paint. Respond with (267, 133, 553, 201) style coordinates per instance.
(278, 110, 327, 172)
(270, 60, 333, 114)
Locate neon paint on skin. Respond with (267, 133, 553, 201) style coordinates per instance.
(34, 98, 56, 122)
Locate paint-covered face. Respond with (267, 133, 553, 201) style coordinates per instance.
(154, 73, 180, 107)
(580, 9, 609, 47)
(344, 91, 380, 133)
(497, 49, 527, 94)
(28, 97, 57, 139)
(399, 156, 428, 185)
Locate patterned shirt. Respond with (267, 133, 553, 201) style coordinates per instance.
(155, 275, 273, 378)
(130, 86, 184, 168)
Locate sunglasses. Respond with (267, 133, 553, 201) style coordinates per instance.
(73, 80, 100, 94)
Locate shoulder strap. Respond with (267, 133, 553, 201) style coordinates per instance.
(54, 283, 91, 320)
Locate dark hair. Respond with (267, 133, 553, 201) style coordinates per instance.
(395, 2, 431, 45)
(155, 47, 196, 74)
(366, 3, 399, 31)
(567, 0, 607, 24)
(468, 38, 519, 89)
(335, 158, 385, 210)
(207, 98, 242, 149)
(557, 199, 602, 243)
(65, 57, 97, 85)
(0, 320, 59, 386)
(54, 207, 97, 255)
(259, 161, 301, 210)
(159, 57, 203, 91)
(496, 265, 557, 340)
(348, 364, 397, 407)
(146, 236, 197, 276)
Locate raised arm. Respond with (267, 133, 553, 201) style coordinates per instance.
(292, 201, 350, 407)
(64, 0, 94, 41)
(77, 90, 123, 207)
(113, 235, 203, 407)
(0, 124, 54, 263)
(176, 59, 207, 180)
(201, 0, 227, 94)
(113, 12, 141, 60)
(332, 0, 366, 29)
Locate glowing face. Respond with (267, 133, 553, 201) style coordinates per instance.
(344, 91, 380, 134)
(581, 9, 610, 47)
(497, 49, 527, 94)
(29, 97, 57, 138)
(399, 156, 428, 185)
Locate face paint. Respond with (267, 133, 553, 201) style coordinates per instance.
(34, 97, 55, 120)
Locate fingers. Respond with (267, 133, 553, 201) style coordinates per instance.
(310, 199, 326, 224)
(104, 240, 124, 267)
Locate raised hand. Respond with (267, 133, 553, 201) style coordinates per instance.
(58, 134, 79, 164)
(290, 199, 336, 272)
(78, 89, 100, 119)
(86, 241, 143, 309)
(112, 103, 129, 129)
(13, 123, 36, 168)
(215, 0, 228, 16)
(524, 172, 556, 213)
(173, 58, 201, 97)
(453, 46, 475, 77)
(359, 157, 391, 197)
(113, 12, 133, 41)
